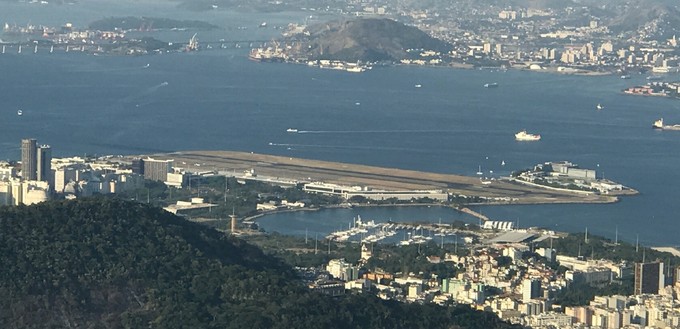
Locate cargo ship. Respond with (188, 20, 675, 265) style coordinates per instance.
(515, 130, 541, 141)
(653, 118, 680, 130)
(249, 47, 287, 62)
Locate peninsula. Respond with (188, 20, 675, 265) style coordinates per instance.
(148, 150, 636, 205)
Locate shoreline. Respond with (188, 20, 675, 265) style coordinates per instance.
(152, 150, 634, 206)
(271, 54, 621, 78)
(248, 203, 676, 249)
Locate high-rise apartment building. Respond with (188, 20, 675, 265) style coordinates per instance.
(522, 278, 541, 302)
(634, 262, 664, 295)
(142, 158, 173, 182)
(21, 138, 37, 180)
(37, 145, 52, 185)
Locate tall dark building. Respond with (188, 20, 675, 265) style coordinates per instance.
(21, 138, 37, 180)
(634, 262, 664, 295)
(131, 159, 144, 175)
(142, 158, 173, 182)
(37, 145, 52, 184)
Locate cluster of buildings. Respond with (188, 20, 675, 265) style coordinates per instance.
(0, 138, 52, 205)
(0, 139, 150, 205)
(514, 161, 625, 195)
(624, 81, 680, 99)
(291, 1, 680, 75)
(303, 224, 680, 329)
(0, 139, 216, 206)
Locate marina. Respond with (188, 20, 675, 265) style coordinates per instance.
(324, 215, 469, 245)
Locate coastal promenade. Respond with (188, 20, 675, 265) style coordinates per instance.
(151, 151, 634, 205)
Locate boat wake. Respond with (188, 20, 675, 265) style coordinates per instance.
(267, 142, 444, 153)
(297, 129, 454, 134)
(120, 82, 169, 106)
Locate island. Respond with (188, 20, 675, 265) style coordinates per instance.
(623, 81, 680, 99)
(249, 17, 452, 71)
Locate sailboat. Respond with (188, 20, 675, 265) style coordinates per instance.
(501, 160, 505, 166)
(476, 165, 483, 175)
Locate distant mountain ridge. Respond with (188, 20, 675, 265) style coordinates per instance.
(88, 16, 218, 31)
(607, 1, 680, 37)
(287, 18, 452, 62)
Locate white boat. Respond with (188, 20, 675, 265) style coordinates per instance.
(501, 160, 505, 166)
(596, 103, 603, 110)
(286, 128, 298, 133)
(414, 84, 422, 88)
(653, 118, 680, 130)
(345, 66, 365, 73)
(17, 109, 22, 116)
(515, 130, 541, 141)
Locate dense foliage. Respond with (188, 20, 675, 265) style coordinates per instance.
(0, 198, 520, 329)
(116, 177, 340, 221)
(554, 280, 634, 307)
(539, 233, 680, 265)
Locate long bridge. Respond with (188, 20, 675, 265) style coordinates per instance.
(0, 39, 275, 54)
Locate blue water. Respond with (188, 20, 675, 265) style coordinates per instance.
(2, 2, 680, 246)
(258, 206, 480, 238)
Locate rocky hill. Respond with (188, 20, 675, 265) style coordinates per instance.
(0, 197, 521, 329)
(288, 18, 452, 62)
(585, 0, 680, 38)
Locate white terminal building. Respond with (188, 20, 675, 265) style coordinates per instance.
(303, 182, 448, 202)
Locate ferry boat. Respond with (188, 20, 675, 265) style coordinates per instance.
(286, 128, 298, 133)
(345, 66, 365, 73)
(515, 130, 541, 141)
(653, 118, 680, 130)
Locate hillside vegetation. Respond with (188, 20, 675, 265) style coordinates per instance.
(0, 198, 520, 329)
(288, 18, 452, 62)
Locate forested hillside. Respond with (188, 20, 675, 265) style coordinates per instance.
(0, 198, 519, 329)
